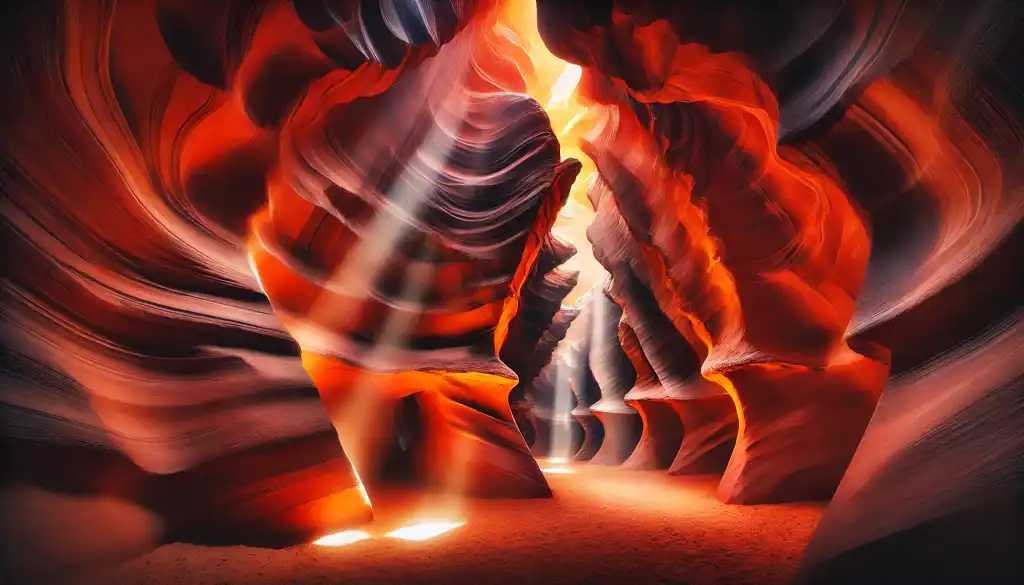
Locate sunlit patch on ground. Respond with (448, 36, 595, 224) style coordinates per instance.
(313, 530, 371, 547)
(539, 466, 574, 474)
(538, 456, 575, 474)
(386, 521, 466, 541)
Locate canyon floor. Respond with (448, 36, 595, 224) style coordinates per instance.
(67, 465, 824, 585)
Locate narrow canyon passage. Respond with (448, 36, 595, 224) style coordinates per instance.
(2, 1, 1022, 584)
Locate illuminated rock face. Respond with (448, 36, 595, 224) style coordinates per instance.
(588, 170, 737, 475)
(534, 0, 1022, 507)
(593, 73, 893, 501)
(527, 1, 875, 503)
(237, 0, 590, 501)
(1, 0, 415, 552)
(248, 44, 578, 496)
(2, 0, 582, 560)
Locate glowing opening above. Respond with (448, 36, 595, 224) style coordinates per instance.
(496, 0, 601, 304)
(547, 64, 583, 108)
(387, 521, 466, 541)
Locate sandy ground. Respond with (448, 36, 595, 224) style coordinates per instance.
(66, 464, 824, 585)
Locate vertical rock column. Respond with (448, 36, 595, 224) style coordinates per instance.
(615, 323, 683, 470)
(588, 169, 738, 474)
(586, 287, 642, 466)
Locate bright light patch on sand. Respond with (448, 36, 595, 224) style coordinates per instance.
(546, 457, 568, 464)
(313, 530, 371, 546)
(540, 466, 574, 474)
(387, 521, 465, 541)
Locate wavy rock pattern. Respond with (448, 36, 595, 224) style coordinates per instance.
(2, 2, 580, 578)
(503, 238, 580, 443)
(2, 0, 1023, 582)
(795, 315, 1024, 584)
(573, 63, 892, 503)
(538, 0, 1022, 508)
(588, 169, 737, 474)
(508, 302, 579, 448)
(249, 38, 579, 495)
(2, 0, 394, 561)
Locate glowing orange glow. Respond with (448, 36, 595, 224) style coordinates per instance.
(387, 521, 465, 541)
(494, 0, 601, 303)
(540, 466, 575, 474)
(313, 530, 371, 546)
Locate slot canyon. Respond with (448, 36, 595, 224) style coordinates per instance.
(1, 1, 1022, 584)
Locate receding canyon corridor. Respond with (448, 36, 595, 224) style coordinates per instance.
(1, 1, 1022, 584)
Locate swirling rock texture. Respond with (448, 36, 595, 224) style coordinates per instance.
(248, 45, 579, 498)
(1, 0, 584, 580)
(2, 0, 400, 566)
(589, 169, 738, 474)
(534, 0, 1023, 581)
(2, 0, 1023, 583)
(547, 10, 895, 506)
(502, 239, 580, 449)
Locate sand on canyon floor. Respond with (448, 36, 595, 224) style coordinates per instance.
(66, 464, 824, 585)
